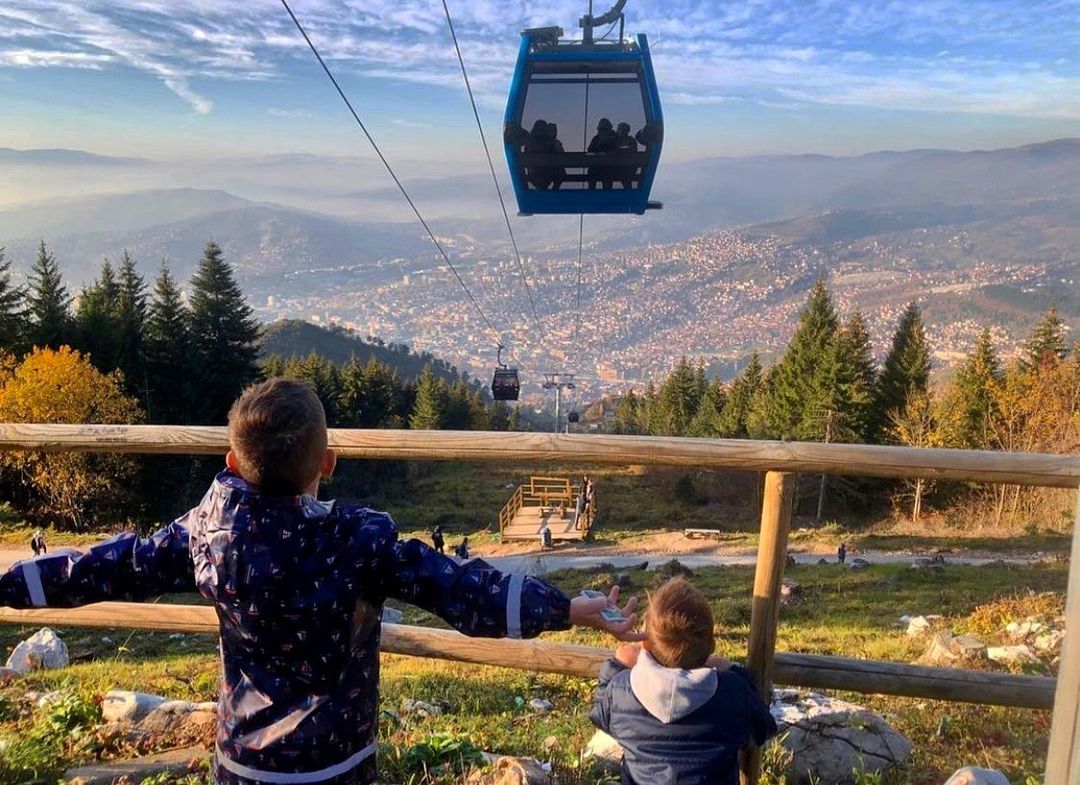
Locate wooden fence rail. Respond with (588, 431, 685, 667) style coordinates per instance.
(0, 602, 1056, 710)
(0, 424, 1077, 782)
(0, 423, 1078, 487)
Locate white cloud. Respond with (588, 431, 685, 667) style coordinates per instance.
(268, 107, 315, 119)
(391, 118, 434, 128)
(0, 0, 1078, 121)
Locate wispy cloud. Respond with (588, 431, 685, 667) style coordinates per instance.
(1, 0, 1079, 120)
(268, 107, 315, 119)
(391, 118, 433, 128)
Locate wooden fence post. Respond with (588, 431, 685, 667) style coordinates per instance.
(741, 471, 796, 785)
(1044, 485, 1080, 785)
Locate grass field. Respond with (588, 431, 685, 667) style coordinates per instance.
(0, 560, 1066, 784)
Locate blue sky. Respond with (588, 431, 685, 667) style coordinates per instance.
(3, 0, 1080, 164)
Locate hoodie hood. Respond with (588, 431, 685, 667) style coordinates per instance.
(629, 649, 719, 723)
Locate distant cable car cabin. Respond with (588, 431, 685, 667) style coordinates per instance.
(503, 0, 663, 216)
(567, 411, 580, 424)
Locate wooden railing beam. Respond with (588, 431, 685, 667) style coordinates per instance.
(0, 424, 1076, 487)
(0, 602, 1057, 709)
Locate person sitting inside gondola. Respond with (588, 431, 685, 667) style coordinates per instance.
(614, 122, 639, 190)
(525, 120, 565, 191)
(587, 118, 618, 190)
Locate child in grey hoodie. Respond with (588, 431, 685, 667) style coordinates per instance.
(589, 578, 777, 785)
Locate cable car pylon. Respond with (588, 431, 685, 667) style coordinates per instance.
(542, 372, 576, 433)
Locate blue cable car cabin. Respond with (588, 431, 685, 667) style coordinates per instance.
(503, 9, 663, 216)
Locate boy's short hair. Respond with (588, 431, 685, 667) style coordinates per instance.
(227, 378, 328, 495)
(645, 578, 715, 669)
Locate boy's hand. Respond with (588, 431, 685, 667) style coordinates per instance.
(569, 586, 645, 641)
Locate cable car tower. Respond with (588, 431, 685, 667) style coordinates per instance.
(542, 372, 577, 433)
(504, 0, 664, 215)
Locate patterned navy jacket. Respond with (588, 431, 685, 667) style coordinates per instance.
(0, 470, 572, 785)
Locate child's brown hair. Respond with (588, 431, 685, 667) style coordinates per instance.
(645, 577, 715, 669)
(227, 378, 328, 495)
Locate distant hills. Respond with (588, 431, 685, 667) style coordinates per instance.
(0, 147, 148, 167)
(0, 191, 431, 285)
(260, 320, 467, 385)
(2, 138, 1079, 372)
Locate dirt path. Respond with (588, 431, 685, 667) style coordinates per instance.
(0, 544, 1049, 577)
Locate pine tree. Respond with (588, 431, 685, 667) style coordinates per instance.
(26, 241, 71, 350)
(612, 390, 640, 435)
(872, 302, 931, 442)
(188, 242, 261, 423)
(145, 264, 192, 423)
(507, 404, 522, 432)
(115, 251, 148, 396)
(716, 353, 762, 439)
(489, 400, 510, 431)
(75, 259, 120, 372)
(1023, 307, 1068, 369)
(0, 249, 26, 355)
(639, 382, 658, 434)
(818, 312, 877, 443)
(443, 378, 473, 430)
(410, 366, 446, 429)
(657, 356, 700, 436)
(690, 378, 726, 437)
(760, 280, 839, 440)
(941, 329, 1001, 449)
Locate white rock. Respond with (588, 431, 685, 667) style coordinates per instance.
(906, 616, 933, 636)
(528, 698, 554, 713)
(772, 690, 912, 784)
(1006, 619, 1046, 640)
(6, 628, 69, 674)
(987, 645, 1038, 664)
(36, 690, 62, 708)
(382, 607, 404, 624)
(1034, 630, 1065, 653)
(850, 558, 871, 570)
(582, 730, 622, 774)
(101, 690, 169, 723)
(401, 698, 442, 717)
(168, 633, 185, 640)
(100, 637, 113, 645)
(943, 766, 1011, 785)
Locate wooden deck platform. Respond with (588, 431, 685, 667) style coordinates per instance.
(499, 475, 595, 542)
(502, 506, 586, 541)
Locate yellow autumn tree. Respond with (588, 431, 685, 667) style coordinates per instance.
(0, 346, 143, 529)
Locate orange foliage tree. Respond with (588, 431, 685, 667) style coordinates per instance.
(0, 346, 143, 529)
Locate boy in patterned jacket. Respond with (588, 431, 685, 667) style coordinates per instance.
(0, 378, 641, 785)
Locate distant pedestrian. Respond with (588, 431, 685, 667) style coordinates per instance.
(30, 529, 46, 557)
(455, 537, 470, 561)
(837, 542, 847, 564)
(431, 525, 445, 555)
(540, 524, 553, 551)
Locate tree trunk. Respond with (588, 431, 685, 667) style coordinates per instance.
(816, 474, 828, 523)
(995, 485, 1007, 527)
(913, 479, 924, 523)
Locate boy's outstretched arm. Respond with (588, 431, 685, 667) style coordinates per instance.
(0, 523, 194, 609)
(374, 520, 639, 640)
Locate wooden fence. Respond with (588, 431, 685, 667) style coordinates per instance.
(0, 424, 1077, 784)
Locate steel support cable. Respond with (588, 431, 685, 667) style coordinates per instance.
(279, 0, 504, 346)
(440, 0, 546, 350)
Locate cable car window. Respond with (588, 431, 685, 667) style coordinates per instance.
(519, 75, 649, 191)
